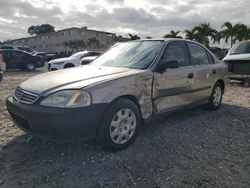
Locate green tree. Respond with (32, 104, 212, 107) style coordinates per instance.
(184, 28, 197, 40)
(163, 30, 182, 38)
(220, 22, 238, 47)
(234, 23, 250, 41)
(28, 24, 55, 36)
(114, 34, 130, 42)
(194, 23, 217, 47)
(128, 34, 141, 40)
(64, 39, 86, 51)
(87, 37, 101, 50)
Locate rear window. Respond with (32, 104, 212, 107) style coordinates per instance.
(229, 42, 250, 55)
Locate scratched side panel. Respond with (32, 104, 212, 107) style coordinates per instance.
(85, 70, 154, 119)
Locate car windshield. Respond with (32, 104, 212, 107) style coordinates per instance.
(229, 42, 250, 55)
(70, 52, 87, 58)
(91, 41, 163, 69)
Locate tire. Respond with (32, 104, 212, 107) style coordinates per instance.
(204, 82, 223, 110)
(26, 63, 36, 71)
(64, 64, 75, 69)
(98, 98, 142, 151)
(242, 79, 250, 87)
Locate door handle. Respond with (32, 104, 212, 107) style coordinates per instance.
(188, 73, 194, 79)
(212, 69, 217, 74)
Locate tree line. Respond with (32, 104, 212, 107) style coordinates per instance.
(63, 37, 102, 51)
(116, 22, 250, 48)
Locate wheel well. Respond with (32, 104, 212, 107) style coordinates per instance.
(216, 79, 225, 92)
(114, 95, 141, 111)
(96, 95, 142, 137)
(64, 63, 75, 68)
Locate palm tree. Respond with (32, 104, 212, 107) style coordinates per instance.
(184, 28, 197, 40)
(220, 21, 238, 47)
(194, 23, 217, 47)
(163, 30, 182, 38)
(234, 23, 250, 41)
(211, 31, 223, 44)
(128, 34, 140, 40)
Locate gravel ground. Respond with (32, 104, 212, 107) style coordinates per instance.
(0, 69, 250, 188)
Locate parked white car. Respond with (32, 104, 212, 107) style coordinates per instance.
(223, 40, 250, 86)
(47, 51, 102, 71)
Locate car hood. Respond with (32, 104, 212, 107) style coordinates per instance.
(20, 65, 135, 95)
(223, 53, 250, 61)
(48, 57, 76, 64)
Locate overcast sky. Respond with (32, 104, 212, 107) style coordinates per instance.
(0, 0, 250, 45)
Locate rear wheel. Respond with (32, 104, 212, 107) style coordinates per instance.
(26, 63, 35, 71)
(98, 98, 141, 151)
(242, 79, 250, 87)
(204, 82, 223, 110)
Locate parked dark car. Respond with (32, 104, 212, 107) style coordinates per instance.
(0, 53, 4, 81)
(0, 50, 44, 71)
(34, 52, 56, 62)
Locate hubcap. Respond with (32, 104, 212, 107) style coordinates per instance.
(109, 108, 136, 145)
(213, 87, 222, 106)
(27, 63, 34, 70)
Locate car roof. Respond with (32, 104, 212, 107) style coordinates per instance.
(132, 38, 203, 44)
(0, 49, 24, 52)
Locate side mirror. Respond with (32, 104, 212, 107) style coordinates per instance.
(157, 60, 179, 73)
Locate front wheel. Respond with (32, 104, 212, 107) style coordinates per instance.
(204, 83, 223, 110)
(26, 63, 36, 71)
(98, 98, 141, 151)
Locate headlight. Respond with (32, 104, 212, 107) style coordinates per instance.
(40, 90, 91, 108)
(54, 62, 65, 65)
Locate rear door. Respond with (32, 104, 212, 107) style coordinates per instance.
(152, 41, 197, 113)
(9, 51, 26, 69)
(186, 42, 215, 100)
(2, 51, 13, 69)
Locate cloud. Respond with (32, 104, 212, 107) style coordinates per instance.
(0, 0, 250, 41)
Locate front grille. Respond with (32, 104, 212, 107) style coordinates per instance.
(14, 87, 39, 104)
(9, 111, 31, 131)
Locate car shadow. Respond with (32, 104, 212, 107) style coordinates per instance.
(0, 103, 249, 187)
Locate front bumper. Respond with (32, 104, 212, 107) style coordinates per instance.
(6, 96, 108, 141)
(229, 74, 250, 79)
(47, 63, 63, 71)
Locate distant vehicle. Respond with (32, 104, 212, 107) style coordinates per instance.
(81, 56, 98, 65)
(0, 50, 44, 71)
(33, 52, 55, 61)
(223, 40, 250, 87)
(0, 45, 32, 53)
(47, 51, 103, 71)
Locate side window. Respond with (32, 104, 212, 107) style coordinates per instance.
(206, 52, 214, 64)
(160, 41, 190, 67)
(187, 43, 210, 65)
(11, 51, 25, 58)
(3, 51, 11, 59)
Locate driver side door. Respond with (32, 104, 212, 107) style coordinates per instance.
(152, 41, 196, 113)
